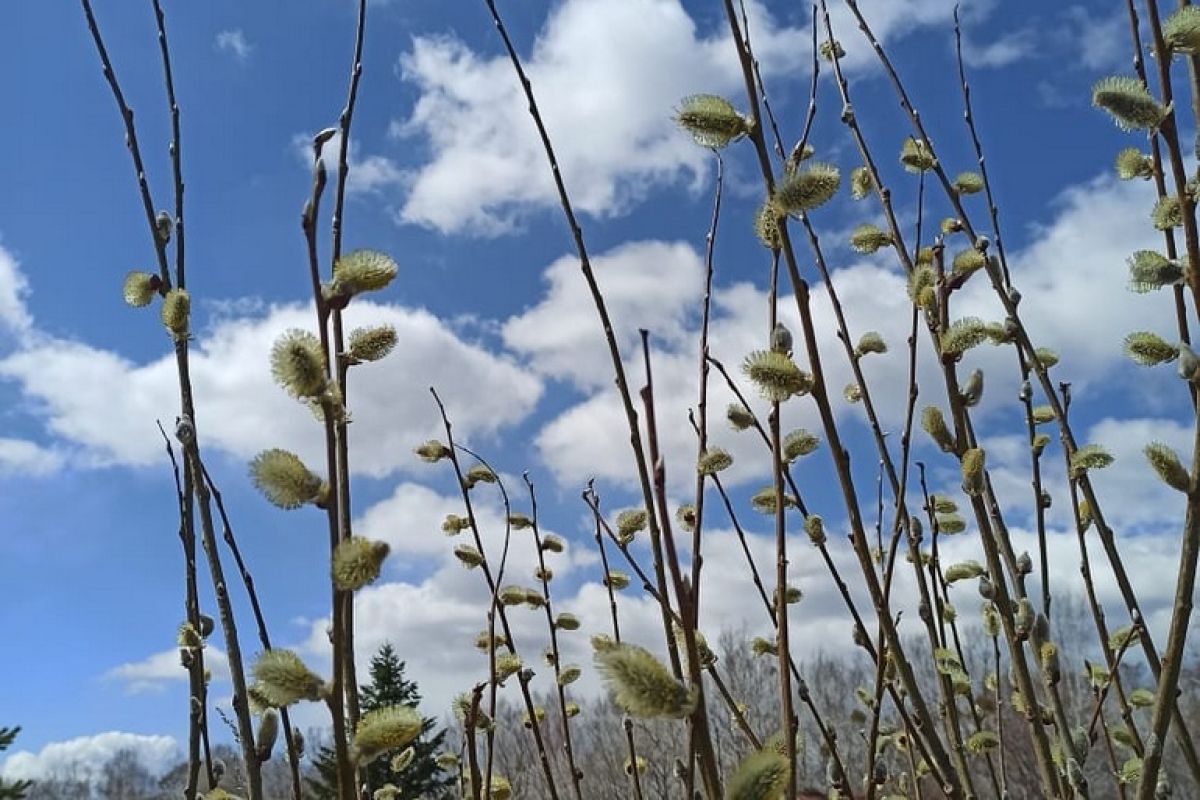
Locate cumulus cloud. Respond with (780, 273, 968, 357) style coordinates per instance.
(1060, 6, 1128, 72)
(506, 173, 1180, 494)
(0, 243, 32, 338)
(502, 240, 705, 388)
(214, 29, 253, 62)
(283, 472, 1189, 718)
(0, 438, 63, 476)
(0, 732, 179, 783)
(104, 647, 230, 695)
(0, 299, 542, 476)
(392, 0, 990, 234)
(297, 482, 595, 712)
(960, 27, 1037, 69)
(290, 130, 405, 197)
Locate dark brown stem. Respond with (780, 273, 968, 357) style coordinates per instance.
(637, 331, 722, 798)
(585, 485, 645, 800)
(454, 444, 513, 800)
(525, 475, 585, 800)
(187, 440, 264, 799)
(723, 2, 960, 790)
(327, 1, 368, 758)
(79, 0, 170, 289)
(200, 461, 304, 800)
(301, 141, 355, 800)
(480, 0, 681, 681)
(430, 388, 561, 800)
(688, 150, 722, 626)
(1136, 4, 1200, 794)
(150, 0, 185, 289)
(80, 4, 260, 795)
(156, 422, 214, 798)
(463, 685, 484, 800)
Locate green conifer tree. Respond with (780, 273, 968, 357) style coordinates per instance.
(0, 728, 32, 800)
(306, 644, 452, 799)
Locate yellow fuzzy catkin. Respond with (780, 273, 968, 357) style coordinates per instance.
(270, 329, 326, 399)
(961, 448, 986, 495)
(594, 643, 695, 719)
(390, 747, 415, 773)
(255, 709, 279, 763)
(122, 271, 158, 307)
(352, 705, 423, 764)
(900, 136, 936, 172)
(675, 94, 747, 149)
(331, 249, 398, 298)
(726, 749, 790, 800)
(727, 403, 755, 431)
(615, 509, 647, 542)
(1144, 442, 1191, 492)
(252, 649, 325, 707)
(850, 165, 873, 199)
(782, 429, 820, 461)
(331, 537, 390, 591)
(347, 324, 398, 362)
(1164, 6, 1200, 52)
(250, 449, 322, 509)
(921, 407, 956, 453)
(160, 288, 190, 340)
(697, 448, 734, 475)
(742, 350, 811, 402)
(487, 776, 512, 800)
(1093, 76, 1169, 131)
(415, 440, 451, 463)
(772, 162, 840, 213)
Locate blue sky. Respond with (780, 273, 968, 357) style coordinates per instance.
(1, 0, 1193, 783)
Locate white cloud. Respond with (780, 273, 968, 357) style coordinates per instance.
(0, 300, 542, 476)
(1062, 6, 1127, 72)
(514, 173, 1179, 493)
(393, 0, 983, 234)
(103, 647, 230, 695)
(0, 438, 63, 476)
(954, 175, 1167, 387)
(290, 130, 405, 198)
(215, 29, 253, 62)
(986, 415, 1194, 535)
(298, 482, 595, 714)
(960, 27, 1036, 68)
(502, 240, 705, 388)
(292, 475, 1189, 719)
(0, 732, 179, 782)
(0, 243, 32, 338)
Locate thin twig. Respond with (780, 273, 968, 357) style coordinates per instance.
(638, 331, 722, 797)
(480, 0, 682, 680)
(200, 460, 304, 800)
(430, 387, 562, 800)
(524, 474, 585, 800)
(585, 484, 645, 800)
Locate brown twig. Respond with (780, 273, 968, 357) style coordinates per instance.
(156, 421, 214, 797)
(301, 137, 355, 800)
(480, 0, 682, 680)
(585, 484, 645, 800)
(80, 4, 261, 795)
(327, 0, 369, 756)
(524, 474, 585, 800)
(638, 331, 722, 797)
(199, 460, 304, 800)
(722, 3, 962, 790)
(430, 387, 561, 800)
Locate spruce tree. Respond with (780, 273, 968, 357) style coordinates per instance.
(306, 645, 452, 799)
(0, 727, 32, 800)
